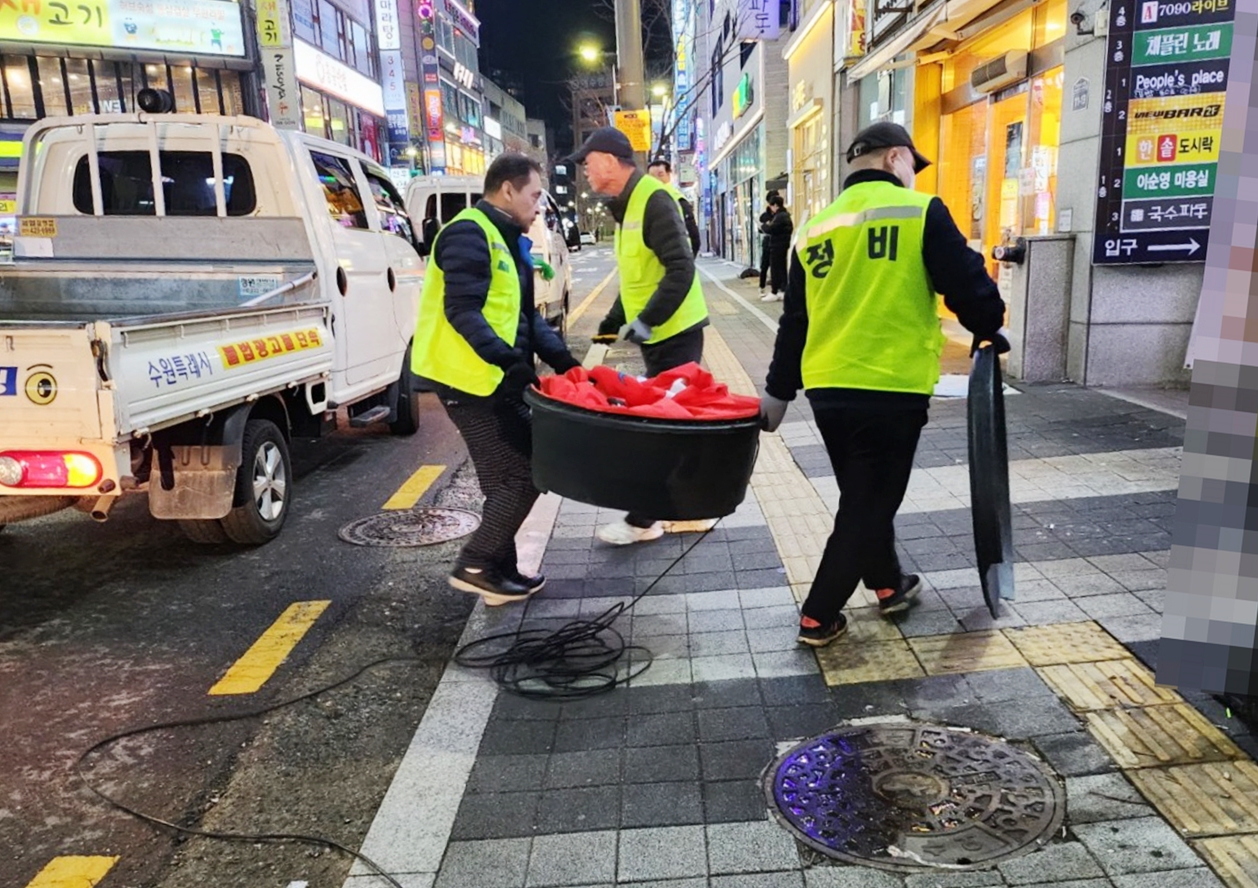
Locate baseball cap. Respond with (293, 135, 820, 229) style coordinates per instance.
(845, 122, 932, 173)
(568, 126, 635, 163)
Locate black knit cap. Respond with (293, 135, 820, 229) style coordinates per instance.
(846, 122, 932, 172)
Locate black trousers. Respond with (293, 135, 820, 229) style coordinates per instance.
(625, 326, 706, 528)
(758, 238, 771, 288)
(443, 395, 538, 571)
(801, 406, 927, 625)
(769, 246, 788, 294)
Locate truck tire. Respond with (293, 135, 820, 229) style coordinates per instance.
(220, 419, 291, 545)
(390, 354, 420, 436)
(0, 494, 78, 525)
(178, 519, 230, 544)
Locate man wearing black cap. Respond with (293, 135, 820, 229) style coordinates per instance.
(570, 126, 711, 546)
(759, 121, 1008, 648)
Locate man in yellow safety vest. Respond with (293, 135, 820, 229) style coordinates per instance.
(571, 126, 711, 545)
(760, 122, 1008, 647)
(413, 153, 579, 605)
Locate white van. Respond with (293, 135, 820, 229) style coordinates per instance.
(405, 175, 572, 335)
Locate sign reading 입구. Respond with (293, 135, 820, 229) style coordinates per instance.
(1093, 0, 1235, 264)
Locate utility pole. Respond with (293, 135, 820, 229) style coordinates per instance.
(615, 0, 648, 166)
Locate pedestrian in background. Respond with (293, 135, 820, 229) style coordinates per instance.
(758, 191, 778, 295)
(759, 122, 1008, 647)
(412, 153, 580, 605)
(573, 126, 711, 545)
(761, 194, 793, 303)
(647, 158, 702, 255)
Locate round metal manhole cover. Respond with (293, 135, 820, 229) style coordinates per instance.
(764, 722, 1064, 871)
(338, 508, 480, 547)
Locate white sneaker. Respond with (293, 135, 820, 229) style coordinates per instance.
(760, 292, 784, 303)
(597, 519, 664, 545)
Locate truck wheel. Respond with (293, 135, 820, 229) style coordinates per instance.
(390, 355, 420, 436)
(178, 519, 230, 544)
(220, 420, 290, 545)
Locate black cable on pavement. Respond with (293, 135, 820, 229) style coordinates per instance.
(74, 656, 427, 888)
(454, 520, 721, 699)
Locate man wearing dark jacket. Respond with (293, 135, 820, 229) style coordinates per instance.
(575, 126, 711, 545)
(761, 194, 793, 302)
(759, 122, 1008, 648)
(412, 153, 580, 604)
(647, 158, 701, 255)
(758, 193, 776, 294)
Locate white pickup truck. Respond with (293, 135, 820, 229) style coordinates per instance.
(0, 114, 423, 544)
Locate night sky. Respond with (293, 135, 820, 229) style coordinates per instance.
(474, 0, 671, 152)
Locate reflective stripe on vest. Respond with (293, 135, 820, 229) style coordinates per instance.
(797, 180, 943, 396)
(411, 208, 520, 396)
(613, 175, 708, 345)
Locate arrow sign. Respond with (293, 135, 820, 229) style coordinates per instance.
(1148, 237, 1201, 256)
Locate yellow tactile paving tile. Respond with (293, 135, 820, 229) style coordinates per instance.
(1039, 658, 1184, 712)
(832, 608, 905, 645)
(24, 856, 119, 888)
(1004, 621, 1130, 666)
(815, 638, 925, 686)
(1130, 762, 1258, 838)
(908, 630, 1028, 675)
(1085, 703, 1244, 769)
(1196, 836, 1258, 888)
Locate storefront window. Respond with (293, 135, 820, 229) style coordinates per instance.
(37, 57, 67, 116)
(4, 57, 36, 119)
(303, 85, 326, 138)
(195, 70, 220, 114)
(92, 62, 125, 114)
(220, 72, 245, 116)
(327, 97, 351, 146)
(351, 21, 372, 75)
(170, 65, 196, 113)
(1023, 69, 1063, 235)
(62, 58, 92, 114)
(318, 0, 342, 57)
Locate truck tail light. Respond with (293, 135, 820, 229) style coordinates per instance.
(0, 451, 103, 489)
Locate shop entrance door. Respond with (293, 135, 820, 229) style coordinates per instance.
(985, 89, 1028, 290)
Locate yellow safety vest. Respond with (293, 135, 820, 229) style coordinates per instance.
(412, 208, 520, 396)
(613, 175, 708, 345)
(796, 180, 943, 395)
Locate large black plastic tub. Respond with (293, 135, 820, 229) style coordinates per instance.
(524, 389, 761, 519)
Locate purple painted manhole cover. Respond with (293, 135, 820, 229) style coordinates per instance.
(763, 722, 1064, 871)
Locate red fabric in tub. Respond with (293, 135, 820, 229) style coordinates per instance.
(536, 362, 762, 420)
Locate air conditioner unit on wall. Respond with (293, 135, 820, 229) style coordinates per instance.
(971, 50, 1028, 94)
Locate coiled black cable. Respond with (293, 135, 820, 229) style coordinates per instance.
(453, 520, 720, 698)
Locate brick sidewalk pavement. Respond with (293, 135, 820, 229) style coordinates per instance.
(344, 258, 1255, 888)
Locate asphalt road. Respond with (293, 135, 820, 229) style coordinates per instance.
(1, 245, 619, 888)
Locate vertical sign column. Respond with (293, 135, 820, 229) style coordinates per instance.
(417, 0, 446, 175)
(1093, 0, 1235, 264)
(375, 0, 409, 170)
(257, 0, 301, 129)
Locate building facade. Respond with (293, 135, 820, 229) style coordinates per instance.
(483, 77, 528, 159)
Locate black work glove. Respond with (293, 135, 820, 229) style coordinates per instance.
(596, 313, 621, 337)
(970, 330, 1011, 356)
(501, 361, 539, 398)
(549, 352, 580, 374)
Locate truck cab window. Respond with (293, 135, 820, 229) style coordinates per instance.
(365, 172, 414, 243)
(310, 151, 369, 229)
(72, 151, 256, 216)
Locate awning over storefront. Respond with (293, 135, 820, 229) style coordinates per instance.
(846, 6, 945, 81)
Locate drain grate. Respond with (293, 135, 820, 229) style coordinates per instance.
(338, 508, 480, 547)
(764, 722, 1064, 871)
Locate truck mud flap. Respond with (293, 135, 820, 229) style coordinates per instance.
(967, 345, 1015, 618)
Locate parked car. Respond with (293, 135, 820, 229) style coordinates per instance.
(0, 113, 423, 543)
(404, 175, 571, 335)
(580, 231, 596, 246)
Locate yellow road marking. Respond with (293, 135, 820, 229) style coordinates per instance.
(383, 464, 445, 510)
(24, 856, 119, 888)
(208, 601, 331, 696)
(566, 268, 617, 325)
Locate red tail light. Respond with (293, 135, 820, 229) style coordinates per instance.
(0, 451, 103, 489)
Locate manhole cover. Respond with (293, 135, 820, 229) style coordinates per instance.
(764, 722, 1063, 871)
(338, 508, 480, 547)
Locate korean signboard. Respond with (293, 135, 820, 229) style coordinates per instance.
(256, 0, 300, 129)
(1093, 0, 1235, 264)
(0, 0, 246, 56)
(675, 33, 692, 150)
(736, 0, 780, 41)
(614, 110, 652, 152)
(294, 39, 385, 117)
(417, 0, 445, 174)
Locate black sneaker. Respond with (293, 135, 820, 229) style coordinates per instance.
(797, 613, 848, 647)
(448, 565, 533, 606)
(876, 574, 922, 616)
(504, 567, 545, 593)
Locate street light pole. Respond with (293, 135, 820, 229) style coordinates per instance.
(614, 0, 647, 166)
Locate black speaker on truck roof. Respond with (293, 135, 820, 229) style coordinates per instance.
(137, 88, 175, 114)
